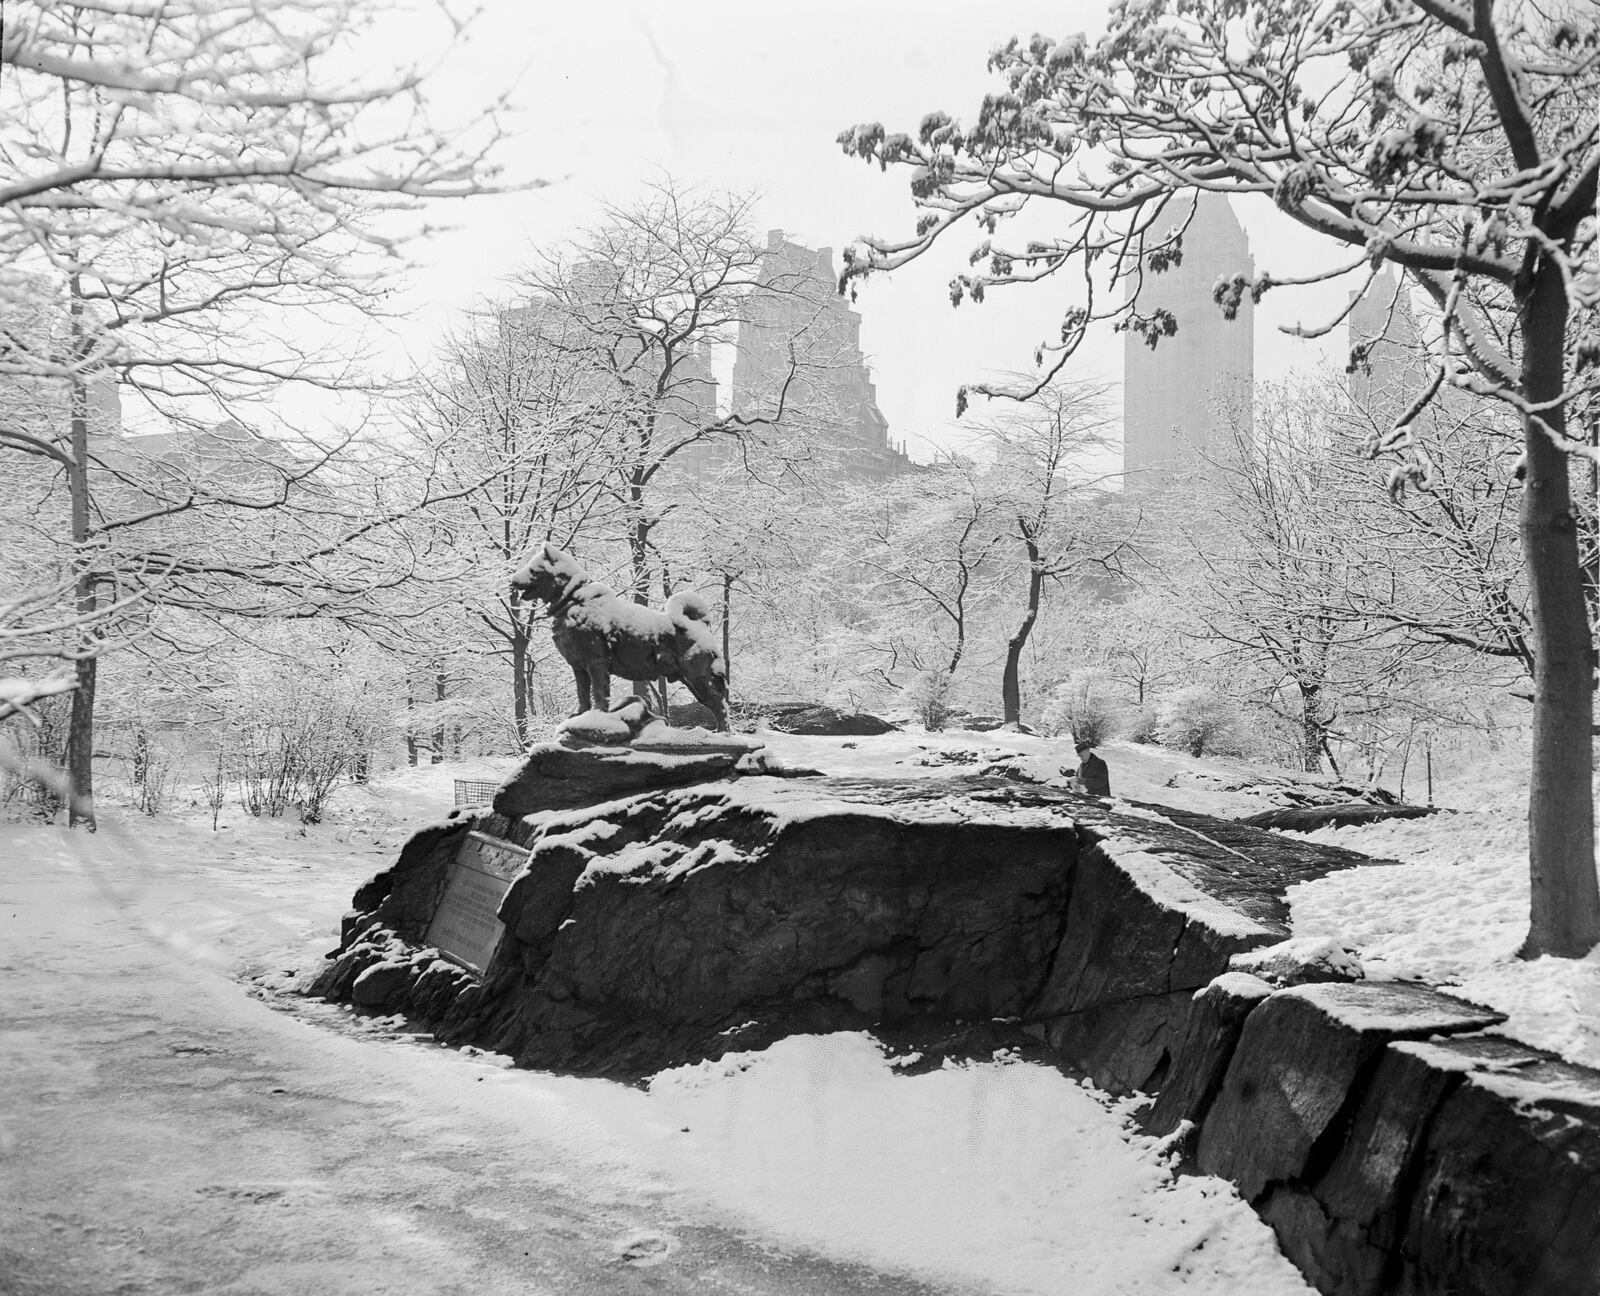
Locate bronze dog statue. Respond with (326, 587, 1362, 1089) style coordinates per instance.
(510, 544, 729, 731)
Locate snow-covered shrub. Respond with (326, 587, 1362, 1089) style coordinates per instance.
(906, 670, 954, 732)
(1039, 669, 1118, 745)
(0, 691, 70, 821)
(1152, 685, 1248, 758)
(199, 750, 227, 831)
(1120, 704, 1158, 743)
(225, 657, 391, 824)
(129, 731, 175, 817)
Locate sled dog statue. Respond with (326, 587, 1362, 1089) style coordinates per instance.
(511, 544, 730, 731)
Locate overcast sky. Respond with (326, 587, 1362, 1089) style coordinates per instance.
(369, 0, 1353, 461)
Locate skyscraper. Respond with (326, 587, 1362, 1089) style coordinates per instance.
(730, 232, 911, 482)
(1122, 194, 1254, 488)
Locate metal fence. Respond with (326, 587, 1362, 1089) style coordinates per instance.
(452, 779, 501, 807)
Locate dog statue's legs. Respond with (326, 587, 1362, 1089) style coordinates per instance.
(587, 662, 612, 713)
(683, 675, 730, 732)
(570, 663, 592, 715)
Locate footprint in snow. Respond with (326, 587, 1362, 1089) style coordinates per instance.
(614, 1230, 676, 1266)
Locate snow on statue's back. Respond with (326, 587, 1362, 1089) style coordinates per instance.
(509, 543, 729, 732)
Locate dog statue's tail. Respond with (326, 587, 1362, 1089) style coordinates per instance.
(666, 590, 714, 625)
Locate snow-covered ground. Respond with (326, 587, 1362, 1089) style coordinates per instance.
(2, 722, 1588, 1294)
(1281, 749, 1600, 1068)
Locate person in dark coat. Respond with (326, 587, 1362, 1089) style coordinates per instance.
(1073, 740, 1111, 797)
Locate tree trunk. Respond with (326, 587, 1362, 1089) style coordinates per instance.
(1001, 530, 1044, 726)
(947, 607, 967, 676)
(431, 671, 446, 765)
(132, 729, 150, 790)
(66, 656, 97, 829)
(66, 276, 96, 831)
(511, 618, 532, 747)
(721, 572, 733, 689)
(628, 507, 653, 703)
(1519, 257, 1599, 958)
(1299, 682, 1326, 774)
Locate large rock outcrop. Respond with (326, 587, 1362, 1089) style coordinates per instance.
(308, 764, 1600, 1296)
(313, 774, 1376, 1087)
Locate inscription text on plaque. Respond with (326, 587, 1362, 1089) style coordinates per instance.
(425, 831, 528, 974)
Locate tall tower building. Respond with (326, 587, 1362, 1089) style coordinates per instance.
(1122, 193, 1254, 488)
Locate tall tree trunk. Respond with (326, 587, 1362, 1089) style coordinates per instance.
(1001, 529, 1043, 726)
(627, 491, 652, 702)
(511, 618, 532, 747)
(1299, 681, 1326, 774)
(1520, 257, 1598, 958)
(431, 671, 446, 765)
(66, 275, 96, 830)
(721, 572, 733, 689)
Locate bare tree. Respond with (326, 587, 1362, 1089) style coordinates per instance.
(840, 1, 1600, 956)
(850, 459, 1003, 686)
(1181, 385, 1420, 771)
(971, 380, 1126, 726)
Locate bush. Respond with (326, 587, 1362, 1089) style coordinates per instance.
(1039, 669, 1119, 746)
(906, 670, 954, 732)
(0, 692, 70, 821)
(129, 731, 175, 817)
(1120, 704, 1159, 743)
(224, 661, 389, 824)
(1152, 685, 1248, 758)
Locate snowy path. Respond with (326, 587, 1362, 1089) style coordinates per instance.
(0, 778, 1311, 1296)
(0, 823, 964, 1296)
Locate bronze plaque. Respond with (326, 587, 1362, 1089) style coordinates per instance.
(425, 831, 528, 974)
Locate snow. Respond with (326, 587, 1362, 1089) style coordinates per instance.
(1231, 936, 1365, 986)
(558, 702, 643, 742)
(1200, 971, 1277, 1002)
(572, 836, 757, 888)
(2, 741, 1319, 1295)
(634, 1034, 1308, 1294)
(1279, 749, 1600, 1066)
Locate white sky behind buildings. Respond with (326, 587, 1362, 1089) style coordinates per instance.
(355, 0, 1362, 461)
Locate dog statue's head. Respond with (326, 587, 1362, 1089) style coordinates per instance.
(511, 542, 583, 605)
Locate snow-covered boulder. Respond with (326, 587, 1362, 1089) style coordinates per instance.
(758, 703, 899, 736)
(313, 775, 1385, 1088)
(1230, 935, 1366, 987)
(492, 731, 775, 816)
